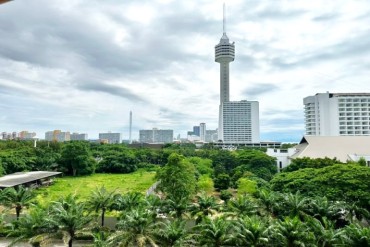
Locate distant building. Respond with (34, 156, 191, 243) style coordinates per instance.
(205, 130, 218, 142)
(99, 132, 122, 144)
(18, 131, 36, 140)
(200, 123, 206, 142)
(70, 133, 88, 141)
(304, 92, 370, 136)
(139, 128, 173, 143)
(45, 130, 70, 142)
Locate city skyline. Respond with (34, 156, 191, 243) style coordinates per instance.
(1, 1, 370, 142)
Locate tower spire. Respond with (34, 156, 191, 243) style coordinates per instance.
(223, 3, 226, 35)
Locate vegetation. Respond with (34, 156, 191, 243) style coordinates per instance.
(0, 140, 369, 246)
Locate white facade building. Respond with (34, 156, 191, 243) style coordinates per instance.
(139, 129, 173, 144)
(219, 101, 260, 143)
(215, 6, 260, 144)
(70, 133, 88, 141)
(304, 92, 370, 136)
(199, 123, 206, 142)
(266, 148, 297, 172)
(45, 130, 70, 142)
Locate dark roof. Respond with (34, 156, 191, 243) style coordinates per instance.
(0, 171, 62, 188)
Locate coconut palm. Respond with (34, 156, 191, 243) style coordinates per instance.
(48, 194, 93, 247)
(155, 219, 189, 247)
(87, 186, 117, 226)
(226, 194, 258, 218)
(193, 216, 232, 247)
(107, 207, 158, 247)
(230, 215, 269, 247)
(190, 193, 219, 224)
(1, 186, 34, 220)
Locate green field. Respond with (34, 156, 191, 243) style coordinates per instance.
(35, 170, 156, 204)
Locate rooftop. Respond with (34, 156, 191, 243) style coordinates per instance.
(0, 171, 62, 188)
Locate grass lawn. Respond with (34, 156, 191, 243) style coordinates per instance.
(35, 170, 156, 204)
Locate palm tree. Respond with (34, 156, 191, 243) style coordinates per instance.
(193, 216, 232, 247)
(87, 186, 117, 226)
(1, 186, 34, 220)
(190, 193, 219, 224)
(226, 194, 258, 218)
(255, 189, 279, 217)
(271, 216, 315, 247)
(163, 197, 190, 219)
(111, 191, 144, 212)
(279, 191, 312, 219)
(341, 223, 370, 247)
(305, 216, 342, 247)
(155, 219, 189, 247)
(230, 216, 269, 247)
(107, 207, 158, 247)
(48, 194, 93, 247)
(7, 205, 56, 247)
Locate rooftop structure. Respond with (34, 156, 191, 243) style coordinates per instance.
(0, 171, 62, 188)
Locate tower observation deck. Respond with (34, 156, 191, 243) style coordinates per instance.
(215, 5, 235, 104)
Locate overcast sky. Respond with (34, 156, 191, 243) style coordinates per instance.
(1, 0, 370, 142)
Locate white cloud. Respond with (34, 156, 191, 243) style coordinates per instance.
(1, 0, 370, 142)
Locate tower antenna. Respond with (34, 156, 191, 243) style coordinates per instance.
(223, 3, 226, 34)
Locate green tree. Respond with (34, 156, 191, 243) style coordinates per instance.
(1, 186, 35, 220)
(194, 217, 232, 247)
(48, 194, 93, 247)
(155, 219, 189, 247)
(341, 223, 370, 246)
(156, 153, 196, 202)
(87, 186, 117, 227)
(59, 141, 96, 176)
(190, 193, 219, 224)
(214, 173, 230, 191)
(107, 208, 158, 247)
(271, 164, 370, 209)
(230, 216, 269, 247)
(227, 194, 258, 218)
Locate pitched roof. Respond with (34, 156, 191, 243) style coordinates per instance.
(290, 136, 370, 162)
(0, 171, 62, 188)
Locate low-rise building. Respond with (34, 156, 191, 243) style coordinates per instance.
(45, 130, 70, 142)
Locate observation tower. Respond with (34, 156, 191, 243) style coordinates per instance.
(215, 4, 235, 104)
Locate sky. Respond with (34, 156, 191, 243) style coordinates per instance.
(1, 0, 370, 142)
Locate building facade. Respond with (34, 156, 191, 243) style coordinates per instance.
(99, 132, 122, 144)
(199, 123, 206, 142)
(304, 92, 370, 136)
(70, 133, 88, 141)
(219, 101, 260, 143)
(45, 130, 70, 142)
(139, 128, 173, 144)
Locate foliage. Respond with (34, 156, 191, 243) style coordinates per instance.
(233, 149, 277, 181)
(87, 186, 117, 226)
(1, 186, 35, 220)
(271, 164, 370, 209)
(59, 141, 96, 176)
(283, 157, 342, 172)
(219, 190, 232, 203)
(237, 177, 257, 195)
(197, 175, 214, 194)
(96, 150, 138, 174)
(187, 157, 213, 176)
(214, 173, 230, 191)
(156, 153, 196, 202)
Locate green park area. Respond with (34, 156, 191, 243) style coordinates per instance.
(35, 170, 156, 204)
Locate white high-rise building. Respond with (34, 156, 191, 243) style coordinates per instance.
(199, 123, 206, 142)
(304, 92, 370, 136)
(139, 128, 173, 143)
(215, 5, 260, 143)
